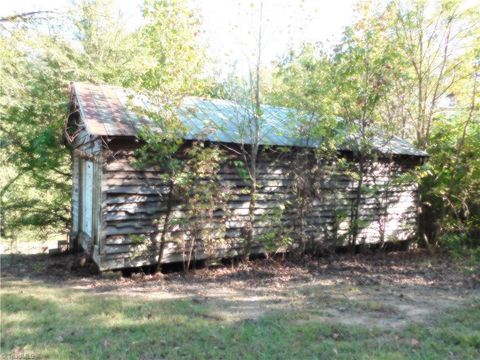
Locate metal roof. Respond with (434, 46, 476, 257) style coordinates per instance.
(71, 82, 428, 157)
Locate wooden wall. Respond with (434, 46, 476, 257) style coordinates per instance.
(93, 144, 421, 271)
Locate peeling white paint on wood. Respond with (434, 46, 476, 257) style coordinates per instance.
(81, 160, 94, 238)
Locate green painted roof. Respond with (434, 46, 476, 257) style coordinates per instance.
(71, 82, 428, 157)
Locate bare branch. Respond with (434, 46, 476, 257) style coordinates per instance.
(0, 10, 58, 23)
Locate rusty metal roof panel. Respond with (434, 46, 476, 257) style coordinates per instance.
(73, 83, 107, 135)
(71, 82, 428, 157)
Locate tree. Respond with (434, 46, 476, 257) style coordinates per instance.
(0, 0, 206, 244)
(419, 54, 479, 244)
(1, 14, 73, 241)
(387, 0, 480, 244)
(214, 0, 316, 260)
(270, 0, 479, 249)
(69, 0, 144, 86)
(270, 2, 429, 251)
(130, 0, 210, 271)
(268, 45, 346, 254)
(0, 0, 143, 241)
(390, 0, 479, 149)
(176, 144, 230, 271)
(210, 1, 268, 261)
(331, 3, 405, 250)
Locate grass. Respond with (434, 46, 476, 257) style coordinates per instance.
(1, 279, 479, 360)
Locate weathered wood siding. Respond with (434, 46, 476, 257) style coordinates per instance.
(94, 145, 420, 271)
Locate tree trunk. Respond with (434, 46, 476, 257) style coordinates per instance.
(154, 181, 174, 273)
(244, 178, 256, 261)
(349, 160, 365, 253)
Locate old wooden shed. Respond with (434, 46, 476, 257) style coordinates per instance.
(66, 82, 427, 271)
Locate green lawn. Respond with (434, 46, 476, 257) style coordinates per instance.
(1, 279, 479, 360)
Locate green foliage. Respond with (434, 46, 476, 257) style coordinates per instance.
(134, 125, 185, 180)
(331, 6, 401, 133)
(440, 233, 480, 266)
(1, 0, 205, 240)
(70, 0, 144, 86)
(2, 0, 478, 259)
(257, 205, 293, 254)
(420, 110, 480, 243)
(269, 44, 346, 151)
(270, 0, 480, 251)
(0, 25, 72, 239)
(269, 44, 335, 117)
(174, 143, 231, 270)
(130, 234, 148, 244)
(269, 2, 410, 251)
(387, 0, 479, 244)
(138, 0, 204, 94)
(233, 160, 250, 182)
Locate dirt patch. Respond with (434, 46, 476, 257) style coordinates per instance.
(293, 282, 469, 329)
(2, 249, 479, 329)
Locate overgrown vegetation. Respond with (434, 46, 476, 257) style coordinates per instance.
(269, 0, 480, 251)
(171, 144, 230, 271)
(1, 0, 479, 258)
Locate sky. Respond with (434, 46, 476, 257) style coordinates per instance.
(196, 0, 356, 75)
(0, 0, 356, 76)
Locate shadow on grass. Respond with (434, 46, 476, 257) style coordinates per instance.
(1, 253, 99, 280)
(1, 279, 479, 360)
